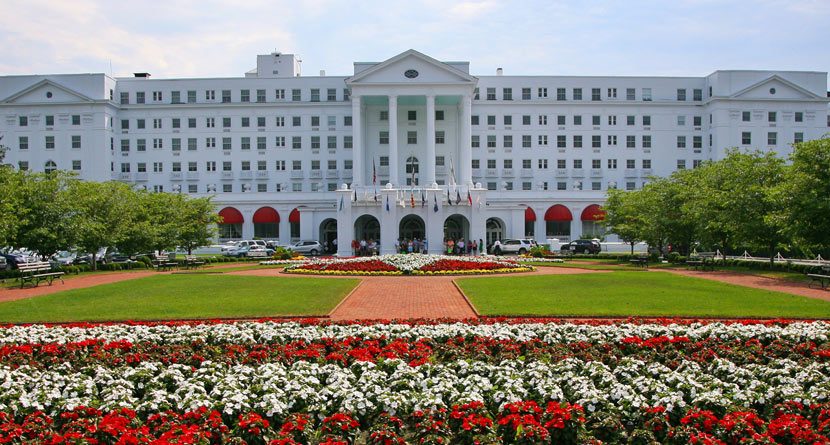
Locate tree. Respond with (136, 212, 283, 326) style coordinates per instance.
(602, 188, 642, 254)
(0, 165, 23, 248)
(70, 181, 137, 270)
(781, 137, 830, 253)
(12, 171, 77, 257)
(176, 196, 220, 254)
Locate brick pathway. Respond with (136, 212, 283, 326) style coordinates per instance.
(0, 271, 158, 303)
(660, 269, 830, 302)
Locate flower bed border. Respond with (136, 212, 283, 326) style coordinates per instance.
(283, 266, 535, 276)
(281, 254, 535, 276)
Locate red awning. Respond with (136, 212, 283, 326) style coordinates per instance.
(288, 208, 300, 224)
(253, 207, 280, 224)
(544, 205, 572, 222)
(580, 204, 606, 221)
(525, 207, 536, 222)
(218, 207, 243, 224)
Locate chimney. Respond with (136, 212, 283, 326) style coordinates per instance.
(133, 72, 151, 78)
(496, 68, 503, 76)
(320, 70, 326, 76)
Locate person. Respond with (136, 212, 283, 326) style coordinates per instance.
(447, 238, 454, 255)
(351, 239, 359, 256)
(394, 238, 400, 254)
(360, 239, 367, 256)
(332, 238, 337, 253)
(492, 239, 503, 255)
(479, 239, 484, 255)
(471, 239, 477, 256)
(407, 239, 414, 254)
(457, 238, 465, 256)
(423, 238, 428, 254)
(369, 239, 377, 255)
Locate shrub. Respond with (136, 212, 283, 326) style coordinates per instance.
(273, 247, 295, 260)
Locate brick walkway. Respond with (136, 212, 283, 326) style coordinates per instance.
(660, 269, 830, 302)
(0, 271, 158, 303)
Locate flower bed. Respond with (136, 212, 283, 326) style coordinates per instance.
(283, 254, 534, 276)
(1, 320, 830, 443)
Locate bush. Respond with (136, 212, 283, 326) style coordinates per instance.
(529, 246, 556, 258)
(272, 247, 295, 260)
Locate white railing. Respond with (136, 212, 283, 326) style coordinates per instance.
(348, 184, 476, 206)
(690, 249, 828, 267)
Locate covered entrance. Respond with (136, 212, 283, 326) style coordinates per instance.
(486, 218, 505, 251)
(319, 219, 337, 253)
(399, 214, 425, 241)
(354, 214, 380, 243)
(444, 214, 470, 243)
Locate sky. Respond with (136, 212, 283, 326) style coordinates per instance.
(0, 0, 828, 80)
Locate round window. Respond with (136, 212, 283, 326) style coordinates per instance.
(404, 69, 419, 79)
(769, 87, 776, 94)
(46, 91, 53, 98)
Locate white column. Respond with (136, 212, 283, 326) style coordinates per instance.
(351, 95, 363, 186)
(425, 94, 436, 186)
(388, 95, 399, 186)
(459, 94, 473, 185)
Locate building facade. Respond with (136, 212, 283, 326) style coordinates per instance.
(1, 50, 828, 256)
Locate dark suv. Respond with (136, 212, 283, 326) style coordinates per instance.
(560, 239, 601, 254)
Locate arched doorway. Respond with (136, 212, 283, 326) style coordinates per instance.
(253, 207, 279, 239)
(319, 219, 337, 253)
(524, 207, 536, 237)
(544, 204, 573, 240)
(218, 207, 243, 240)
(288, 208, 301, 242)
(399, 214, 425, 241)
(486, 218, 505, 250)
(405, 156, 419, 186)
(444, 214, 470, 243)
(580, 204, 606, 239)
(354, 214, 380, 244)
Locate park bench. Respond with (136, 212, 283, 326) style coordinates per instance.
(152, 254, 179, 271)
(630, 256, 649, 268)
(807, 265, 830, 290)
(184, 255, 206, 269)
(18, 261, 65, 288)
(688, 252, 717, 271)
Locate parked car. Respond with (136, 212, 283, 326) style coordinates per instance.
(0, 256, 7, 271)
(51, 251, 77, 267)
(236, 245, 274, 258)
(290, 241, 323, 256)
(1, 252, 28, 269)
(560, 239, 602, 254)
(494, 239, 538, 255)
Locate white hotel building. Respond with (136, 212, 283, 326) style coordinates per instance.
(1, 50, 828, 256)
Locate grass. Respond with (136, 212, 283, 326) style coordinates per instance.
(526, 261, 628, 271)
(458, 271, 830, 318)
(0, 274, 358, 323)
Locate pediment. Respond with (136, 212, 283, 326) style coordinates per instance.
(1, 79, 95, 104)
(730, 75, 822, 100)
(347, 50, 477, 85)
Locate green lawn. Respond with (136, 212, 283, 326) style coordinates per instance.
(458, 271, 830, 318)
(0, 274, 358, 323)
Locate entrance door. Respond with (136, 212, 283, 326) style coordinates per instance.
(486, 218, 505, 249)
(319, 219, 337, 253)
(399, 214, 425, 241)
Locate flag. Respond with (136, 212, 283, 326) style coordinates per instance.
(338, 195, 343, 211)
(447, 188, 452, 205)
(372, 159, 377, 185)
(385, 195, 390, 212)
(456, 189, 461, 205)
(410, 192, 415, 208)
(467, 190, 472, 205)
(421, 189, 426, 207)
(476, 195, 481, 209)
(374, 186, 378, 202)
(449, 157, 456, 186)
(353, 188, 357, 202)
(433, 193, 438, 212)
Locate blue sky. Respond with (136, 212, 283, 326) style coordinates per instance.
(1, 0, 828, 79)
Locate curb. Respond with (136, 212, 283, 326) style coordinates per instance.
(452, 279, 481, 318)
(327, 278, 366, 317)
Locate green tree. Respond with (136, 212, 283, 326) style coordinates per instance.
(602, 188, 642, 254)
(12, 171, 77, 257)
(0, 165, 23, 248)
(176, 196, 220, 254)
(781, 137, 830, 253)
(70, 181, 137, 270)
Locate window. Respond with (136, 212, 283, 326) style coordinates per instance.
(18, 136, 28, 150)
(642, 159, 651, 169)
(693, 136, 702, 149)
(327, 136, 337, 149)
(643, 135, 652, 148)
(573, 159, 582, 169)
(327, 88, 337, 101)
(693, 116, 702, 127)
(44, 115, 54, 126)
(626, 135, 636, 148)
(45, 136, 55, 149)
(591, 88, 601, 101)
(344, 136, 352, 149)
(407, 131, 417, 144)
(538, 135, 548, 146)
(607, 159, 618, 169)
(626, 88, 635, 100)
(206, 161, 216, 172)
(240, 89, 250, 102)
(608, 115, 617, 126)
(795, 112, 804, 123)
(71, 135, 81, 149)
(275, 89, 285, 100)
(18, 116, 28, 126)
(794, 132, 804, 143)
(607, 135, 617, 146)
(137, 139, 147, 151)
(310, 116, 320, 127)
(222, 161, 231, 171)
(290, 116, 299, 127)
(573, 135, 583, 148)
(256, 137, 266, 150)
(626, 182, 636, 190)
(274, 160, 286, 171)
(471, 159, 481, 170)
(120, 92, 129, 104)
(591, 182, 601, 191)
(310, 89, 320, 102)
(643, 115, 651, 126)
(592, 135, 601, 148)
(574, 115, 582, 126)
(487, 182, 497, 191)
(377, 111, 387, 121)
(169, 118, 179, 129)
(344, 116, 352, 126)
(741, 111, 751, 122)
(171, 91, 181, 103)
(154, 138, 164, 149)
(187, 118, 196, 128)
(219, 90, 230, 103)
(768, 111, 777, 123)
(120, 163, 130, 173)
(574, 88, 584, 100)
(693, 89, 702, 101)
(474, 88, 480, 100)
(503, 159, 513, 169)
(136, 92, 145, 104)
(206, 90, 215, 101)
(768, 132, 777, 145)
(677, 159, 686, 170)
(435, 131, 445, 144)
(693, 160, 703, 168)
(552, 88, 564, 101)
(522, 159, 532, 169)
(677, 136, 686, 148)
(522, 115, 530, 125)
(538, 115, 547, 125)
(538, 87, 547, 98)
(557, 135, 566, 148)
(487, 135, 497, 148)
(522, 88, 531, 100)
(274, 136, 285, 148)
(292, 137, 302, 149)
(521, 135, 531, 148)
(205, 117, 214, 128)
(220, 137, 230, 150)
(592, 115, 600, 126)
(256, 89, 266, 103)
(642, 88, 652, 101)
(258, 117, 266, 128)
(486, 88, 496, 100)
(504, 115, 512, 125)
(152, 91, 162, 102)
(379, 156, 389, 167)
(677, 115, 686, 126)
(487, 159, 497, 169)
(241, 137, 251, 150)
(627, 115, 635, 126)
(72, 115, 81, 125)
(239, 161, 251, 172)
(591, 159, 601, 169)
(677, 89, 686, 101)
(292, 89, 301, 101)
(223, 184, 233, 193)
(408, 110, 417, 121)
(311, 136, 320, 149)
(187, 161, 198, 172)
(742, 132, 752, 145)
(626, 159, 636, 169)
(135, 119, 145, 129)
(557, 115, 566, 126)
